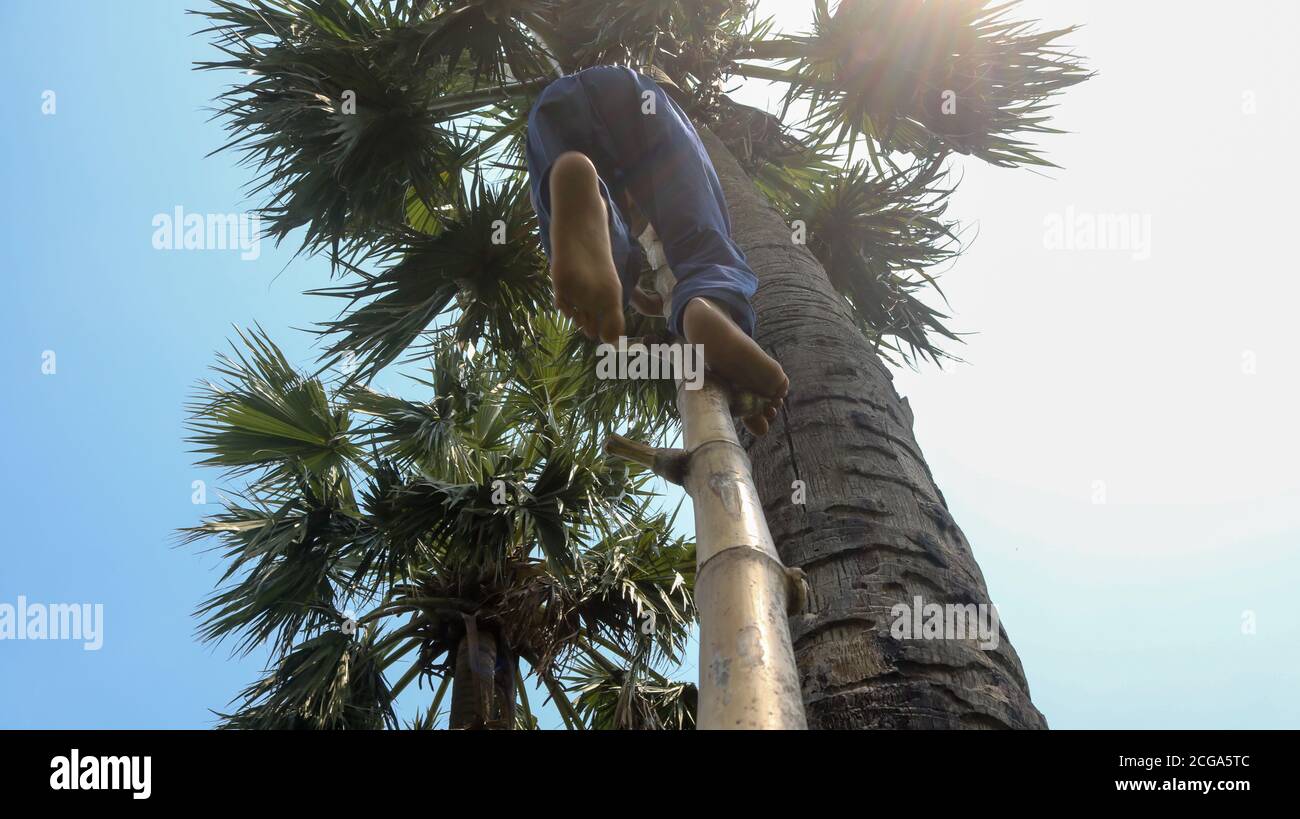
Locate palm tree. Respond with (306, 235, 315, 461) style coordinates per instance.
(191, 0, 1090, 729)
(185, 321, 696, 728)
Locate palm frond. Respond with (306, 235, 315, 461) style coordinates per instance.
(217, 629, 398, 729)
(186, 326, 362, 494)
(312, 176, 549, 381)
(182, 486, 362, 655)
(565, 649, 697, 730)
(737, 0, 1092, 168)
(774, 157, 965, 364)
(195, 0, 552, 259)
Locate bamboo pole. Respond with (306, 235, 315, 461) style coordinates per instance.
(605, 228, 807, 730)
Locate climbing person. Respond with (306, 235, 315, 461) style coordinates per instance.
(525, 65, 788, 435)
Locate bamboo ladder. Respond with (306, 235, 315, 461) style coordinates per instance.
(604, 226, 808, 730)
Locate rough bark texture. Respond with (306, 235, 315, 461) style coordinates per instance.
(700, 127, 1047, 730)
(449, 629, 497, 730)
(493, 647, 517, 730)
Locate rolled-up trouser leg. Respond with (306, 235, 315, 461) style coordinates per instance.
(525, 66, 758, 337)
(525, 74, 641, 308)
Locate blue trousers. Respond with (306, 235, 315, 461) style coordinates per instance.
(526, 65, 758, 338)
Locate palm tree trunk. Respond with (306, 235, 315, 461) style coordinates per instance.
(449, 628, 497, 729)
(493, 646, 517, 730)
(698, 126, 1047, 729)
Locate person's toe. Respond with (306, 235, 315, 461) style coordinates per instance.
(597, 308, 625, 345)
(553, 280, 573, 313)
(572, 309, 594, 339)
(744, 414, 770, 436)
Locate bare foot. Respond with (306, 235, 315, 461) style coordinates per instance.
(548, 152, 624, 344)
(682, 297, 788, 436)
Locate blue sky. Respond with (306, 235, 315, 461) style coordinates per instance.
(1, 0, 325, 727)
(1, 0, 1297, 729)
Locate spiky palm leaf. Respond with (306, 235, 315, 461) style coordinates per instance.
(311, 176, 549, 381)
(772, 157, 964, 363)
(197, 0, 554, 259)
(217, 629, 398, 729)
(565, 650, 697, 730)
(186, 325, 362, 495)
(735, 0, 1091, 168)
